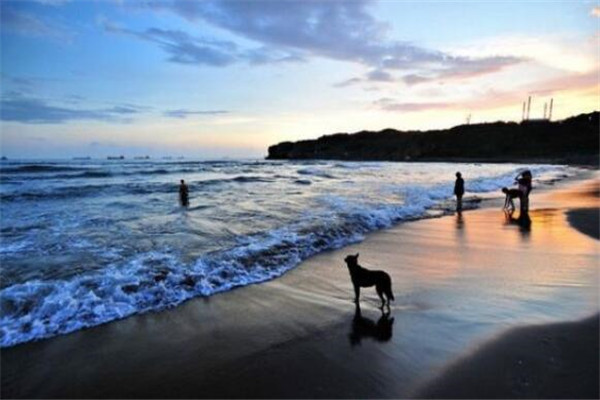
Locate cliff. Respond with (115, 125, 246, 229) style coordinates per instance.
(267, 112, 599, 165)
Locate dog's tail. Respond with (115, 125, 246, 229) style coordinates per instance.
(388, 279, 395, 302)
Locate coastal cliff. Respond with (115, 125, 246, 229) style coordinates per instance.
(267, 112, 599, 164)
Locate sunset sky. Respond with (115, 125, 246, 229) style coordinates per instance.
(1, 0, 598, 158)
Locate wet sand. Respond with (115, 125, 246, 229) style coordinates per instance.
(417, 314, 599, 399)
(2, 174, 599, 399)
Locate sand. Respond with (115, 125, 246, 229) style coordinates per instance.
(1, 173, 598, 399)
(417, 315, 599, 399)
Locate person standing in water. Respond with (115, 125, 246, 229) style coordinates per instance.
(179, 179, 189, 207)
(454, 172, 465, 212)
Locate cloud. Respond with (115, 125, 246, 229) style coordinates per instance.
(375, 68, 600, 114)
(0, 95, 142, 124)
(333, 69, 395, 87)
(102, 19, 303, 67)
(103, 21, 238, 66)
(366, 69, 394, 82)
(164, 109, 230, 118)
(525, 69, 599, 95)
(592, 7, 600, 17)
(332, 77, 363, 88)
(401, 74, 433, 86)
(129, 0, 522, 81)
(242, 47, 305, 65)
(140, 1, 435, 67)
(401, 55, 522, 85)
(374, 98, 452, 112)
(0, 5, 74, 42)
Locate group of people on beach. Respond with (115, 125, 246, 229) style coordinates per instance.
(454, 170, 533, 214)
(178, 169, 533, 215)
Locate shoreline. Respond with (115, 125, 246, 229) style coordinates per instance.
(2, 172, 598, 398)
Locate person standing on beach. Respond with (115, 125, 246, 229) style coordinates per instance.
(515, 170, 532, 213)
(454, 172, 465, 212)
(179, 179, 189, 207)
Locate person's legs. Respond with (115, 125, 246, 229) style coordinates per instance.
(519, 192, 526, 213)
(456, 194, 463, 211)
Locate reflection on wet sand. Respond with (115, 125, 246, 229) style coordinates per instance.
(349, 305, 394, 346)
(503, 209, 531, 238)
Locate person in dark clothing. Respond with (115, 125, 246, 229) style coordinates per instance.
(179, 179, 189, 207)
(454, 172, 465, 212)
(515, 170, 532, 212)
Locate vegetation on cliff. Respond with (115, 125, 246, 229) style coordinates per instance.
(267, 112, 599, 164)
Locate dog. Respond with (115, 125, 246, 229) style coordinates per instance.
(344, 253, 394, 310)
(501, 187, 521, 211)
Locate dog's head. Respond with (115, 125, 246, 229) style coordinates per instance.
(501, 187, 509, 194)
(344, 253, 359, 267)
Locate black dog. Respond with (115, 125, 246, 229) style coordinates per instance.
(501, 187, 521, 211)
(344, 253, 394, 310)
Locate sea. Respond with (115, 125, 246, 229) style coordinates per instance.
(0, 159, 574, 347)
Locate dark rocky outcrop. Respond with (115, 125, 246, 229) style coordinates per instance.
(267, 112, 599, 165)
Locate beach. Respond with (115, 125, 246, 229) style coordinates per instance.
(1, 173, 598, 399)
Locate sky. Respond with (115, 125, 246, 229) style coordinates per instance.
(1, 0, 598, 159)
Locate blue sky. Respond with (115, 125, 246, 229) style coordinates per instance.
(1, 0, 598, 158)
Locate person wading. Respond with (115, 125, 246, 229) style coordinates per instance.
(179, 179, 189, 207)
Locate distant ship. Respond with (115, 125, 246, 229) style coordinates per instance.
(1, 156, 7, 161)
(107, 155, 125, 160)
(73, 157, 91, 160)
(133, 156, 150, 160)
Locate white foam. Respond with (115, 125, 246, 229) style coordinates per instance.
(0, 163, 573, 347)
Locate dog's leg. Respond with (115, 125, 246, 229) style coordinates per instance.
(353, 284, 360, 304)
(376, 287, 385, 310)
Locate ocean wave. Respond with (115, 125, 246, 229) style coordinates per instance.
(232, 175, 274, 183)
(294, 179, 312, 185)
(0, 182, 176, 202)
(0, 174, 280, 203)
(0, 163, 573, 347)
(0, 165, 89, 173)
(1, 167, 207, 181)
(297, 168, 337, 179)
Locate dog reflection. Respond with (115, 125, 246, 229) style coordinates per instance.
(349, 305, 394, 347)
